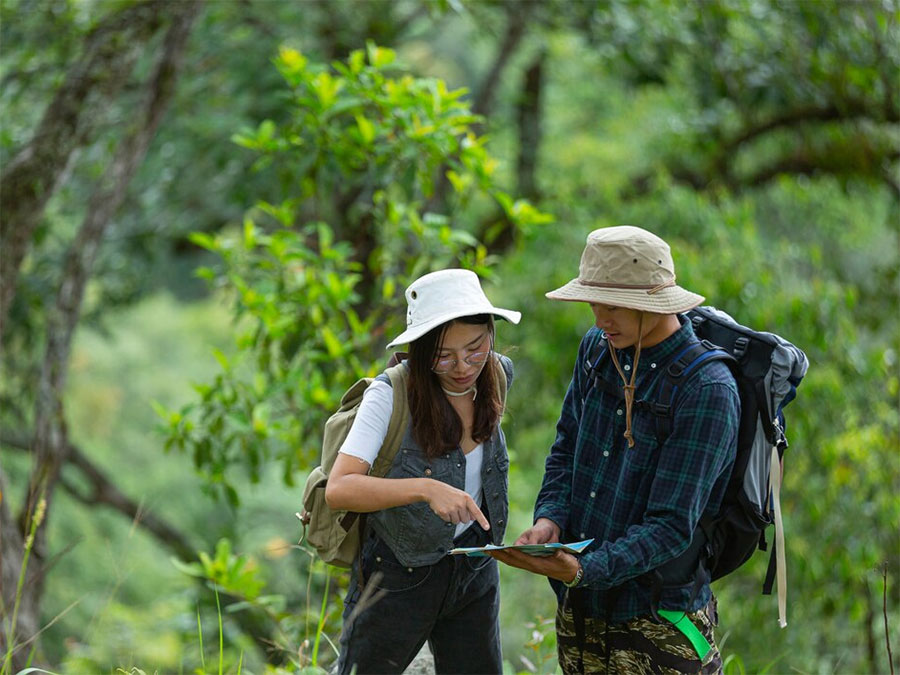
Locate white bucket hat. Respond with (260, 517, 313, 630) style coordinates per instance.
(545, 226, 704, 313)
(386, 269, 521, 348)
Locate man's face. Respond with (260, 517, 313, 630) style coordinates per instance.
(589, 304, 670, 348)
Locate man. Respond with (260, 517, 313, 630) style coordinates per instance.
(491, 226, 739, 674)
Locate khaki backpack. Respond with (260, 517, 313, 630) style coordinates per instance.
(299, 361, 410, 568)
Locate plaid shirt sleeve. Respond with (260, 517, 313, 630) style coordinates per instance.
(533, 329, 602, 534)
(580, 374, 740, 589)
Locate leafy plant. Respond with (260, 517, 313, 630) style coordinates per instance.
(158, 43, 547, 504)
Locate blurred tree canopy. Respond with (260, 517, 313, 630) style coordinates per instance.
(0, 1, 897, 673)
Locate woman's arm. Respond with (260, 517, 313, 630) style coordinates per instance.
(325, 453, 489, 529)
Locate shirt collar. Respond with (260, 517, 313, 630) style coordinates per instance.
(609, 313, 695, 365)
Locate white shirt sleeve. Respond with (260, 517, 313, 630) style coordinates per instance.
(338, 379, 394, 466)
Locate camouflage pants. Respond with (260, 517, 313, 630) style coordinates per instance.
(555, 596, 722, 674)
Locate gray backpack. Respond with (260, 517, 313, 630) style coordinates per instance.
(587, 306, 809, 626)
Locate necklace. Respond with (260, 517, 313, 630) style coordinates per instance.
(442, 385, 477, 400)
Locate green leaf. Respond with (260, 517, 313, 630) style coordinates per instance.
(277, 46, 307, 74)
(170, 557, 205, 578)
(257, 119, 275, 142)
(366, 41, 396, 68)
(188, 232, 218, 251)
(320, 326, 343, 357)
(355, 113, 376, 144)
(382, 277, 396, 301)
(243, 218, 257, 249)
(348, 48, 365, 74)
(211, 348, 230, 371)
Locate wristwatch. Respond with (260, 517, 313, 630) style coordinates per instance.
(563, 562, 583, 588)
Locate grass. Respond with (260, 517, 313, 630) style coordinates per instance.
(2, 497, 46, 675)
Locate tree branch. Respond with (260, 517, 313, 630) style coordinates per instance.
(0, 0, 172, 338)
(725, 102, 898, 154)
(62, 441, 196, 561)
(744, 149, 900, 190)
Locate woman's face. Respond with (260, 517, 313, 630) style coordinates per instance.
(432, 321, 491, 393)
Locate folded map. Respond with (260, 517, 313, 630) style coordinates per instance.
(449, 538, 594, 558)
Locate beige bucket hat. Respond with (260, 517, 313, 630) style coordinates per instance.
(386, 269, 521, 348)
(546, 226, 704, 313)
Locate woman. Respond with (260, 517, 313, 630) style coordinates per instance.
(325, 268, 520, 674)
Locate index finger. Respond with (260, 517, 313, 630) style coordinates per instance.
(467, 496, 490, 531)
(514, 530, 536, 545)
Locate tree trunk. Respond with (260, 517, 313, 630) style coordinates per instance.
(0, 0, 176, 340)
(3, 5, 202, 669)
(471, 4, 529, 120)
(515, 50, 545, 202)
(470, 48, 546, 256)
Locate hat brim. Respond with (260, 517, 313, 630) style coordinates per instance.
(545, 279, 704, 314)
(386, 307, 521, 349)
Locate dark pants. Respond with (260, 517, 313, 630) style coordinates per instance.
(336, 526, 502, 675)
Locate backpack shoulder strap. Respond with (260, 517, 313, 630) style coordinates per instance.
(582, 334, 624, 399)
(495, 353, 511, 409)
(654, 339, 737, 442)
(369, 362, 410, 477)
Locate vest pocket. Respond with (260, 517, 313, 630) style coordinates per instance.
(398, 448, 451, 479)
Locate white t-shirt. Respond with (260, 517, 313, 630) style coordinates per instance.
(339, 380, 484, 538)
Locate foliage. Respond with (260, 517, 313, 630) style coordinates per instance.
(158, 44, 547, 505)
(1, 1, 897, 673)
(576, 0, 900, 194)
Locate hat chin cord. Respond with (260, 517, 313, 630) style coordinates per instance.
(608, 312, 644, 448)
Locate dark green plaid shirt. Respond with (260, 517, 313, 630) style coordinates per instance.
(534, 317, 739, 621)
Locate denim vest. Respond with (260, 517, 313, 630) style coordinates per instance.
(368, 356, 513, 567)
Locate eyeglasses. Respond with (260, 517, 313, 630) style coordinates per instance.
(431, 350, 492, 374)
(431, 333, 493, 374)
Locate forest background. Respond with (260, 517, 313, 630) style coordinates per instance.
(1, 1, 898, 673)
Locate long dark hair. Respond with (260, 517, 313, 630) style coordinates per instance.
(407, 314, 504, 459)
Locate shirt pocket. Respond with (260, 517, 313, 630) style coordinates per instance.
(622, 410, 661, 471)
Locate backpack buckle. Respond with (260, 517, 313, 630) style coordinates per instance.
(773, 417, 789, 450)
(650, 402, 671, 416)
(733, 336, 750, 359)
